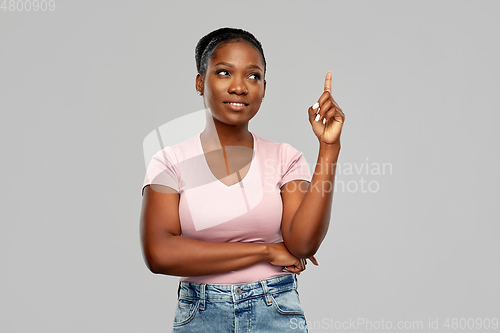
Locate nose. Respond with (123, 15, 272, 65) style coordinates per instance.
(228, 76, 248, 95)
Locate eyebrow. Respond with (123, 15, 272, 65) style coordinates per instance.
(214, 62, 263, 72)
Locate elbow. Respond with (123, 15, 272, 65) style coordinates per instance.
(141, 235, 180, 275)
(287, 241, 320, 259)
(292, 247, 318, 259)
(143, 252, 162, 274)
(146, 259, 163, 275)
(143, 250, 174, 275)
(147, 258, 177, 275)
(283, 228, 326, 259)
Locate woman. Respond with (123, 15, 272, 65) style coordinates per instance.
(140, 27, 344, 332)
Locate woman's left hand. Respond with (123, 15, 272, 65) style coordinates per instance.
(308, 71, 345, 145)
(283, 256, 319, 275)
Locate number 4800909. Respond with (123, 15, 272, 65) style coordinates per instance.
(1, 0, 56, 11)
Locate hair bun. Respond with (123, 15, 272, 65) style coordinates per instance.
(195, 27, 266, 76)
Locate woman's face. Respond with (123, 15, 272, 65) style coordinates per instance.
(197, 39, 266, 127)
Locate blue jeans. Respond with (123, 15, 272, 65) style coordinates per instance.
(172, 273, 309, 332)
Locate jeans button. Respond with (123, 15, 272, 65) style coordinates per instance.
(235, 288, 243, 295)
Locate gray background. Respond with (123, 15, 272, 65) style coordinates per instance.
(2, 0, 499, 332)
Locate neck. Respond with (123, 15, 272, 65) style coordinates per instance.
(201, 110, 253, 150)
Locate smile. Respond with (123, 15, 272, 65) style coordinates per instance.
(224, 102, 248, 111)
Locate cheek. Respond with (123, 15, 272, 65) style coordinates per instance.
(206, 82, 225, 98)
(253, 86, 265, 99)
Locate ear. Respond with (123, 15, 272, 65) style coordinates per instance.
(195, 73, 204, 94)
(262, 79, 266, 99)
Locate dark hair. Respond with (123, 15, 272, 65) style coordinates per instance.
(195, 27, 266, 78)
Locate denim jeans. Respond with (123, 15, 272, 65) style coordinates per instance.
(171, 273, 309, 332)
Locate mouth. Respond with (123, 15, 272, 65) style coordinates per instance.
(223, 101, 248, 111)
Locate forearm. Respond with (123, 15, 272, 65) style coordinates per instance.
(145, 235, 271, 277)
(285, 142, 341, 258)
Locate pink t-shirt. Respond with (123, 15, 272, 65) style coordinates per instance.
(141, 132, 312, 284)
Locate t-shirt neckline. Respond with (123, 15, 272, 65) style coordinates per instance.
(197, 132, 257, 189)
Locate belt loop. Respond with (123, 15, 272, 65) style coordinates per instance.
(259, 279, 273, 306)
(199, 283, 206, 311)
(177, 282, 181, 299)
(294, 273, 298, 290)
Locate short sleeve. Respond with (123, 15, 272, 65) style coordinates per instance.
(279, 143, 312, 188)
(141, 147, 180, 195)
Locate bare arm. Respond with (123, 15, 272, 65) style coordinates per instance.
(281, 71, 345, 259)
(281, 144, 340, 259)
(140, 184, 305, 276)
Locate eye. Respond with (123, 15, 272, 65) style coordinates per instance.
(249, 73, 261, 80)
(216, 69, 229, 76)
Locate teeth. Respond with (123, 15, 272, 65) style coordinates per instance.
(228, 102, 245, 106)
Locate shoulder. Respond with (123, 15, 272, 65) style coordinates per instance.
(253, 133, 301, 156)
(152, 134, 200, 163)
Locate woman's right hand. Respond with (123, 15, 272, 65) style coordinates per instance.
(267, 242, 319, 275)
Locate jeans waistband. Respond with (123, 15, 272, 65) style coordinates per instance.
(177, 274, 298, 309)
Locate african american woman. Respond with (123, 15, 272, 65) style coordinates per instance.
(140, 27, 345, 332)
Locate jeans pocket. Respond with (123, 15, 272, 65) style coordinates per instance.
(173, 297, 200, 327)
(269, 289, 305, 316)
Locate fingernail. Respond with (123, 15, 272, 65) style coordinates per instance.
(315, 114, 320, 122)
(323, 118, 326, 124)
(312, 102, 319, 110)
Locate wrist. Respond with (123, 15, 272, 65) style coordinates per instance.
(319, 139, 341, 148)
(263, 243, 273, 263)
(319, 141, 341, 153)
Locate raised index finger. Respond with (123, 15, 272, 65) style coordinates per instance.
(324, 70, 332, 93)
